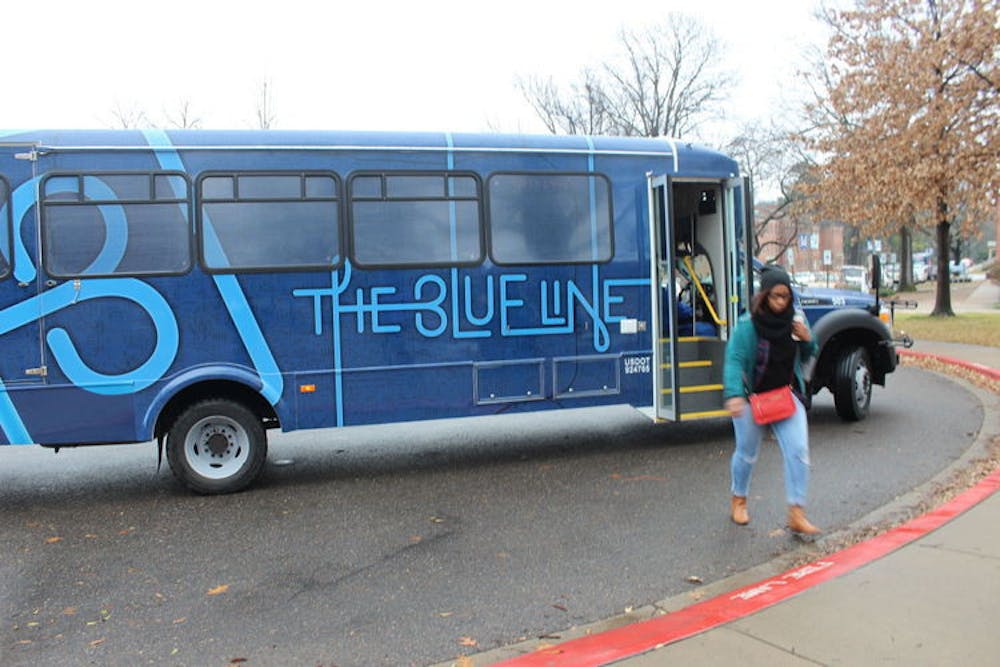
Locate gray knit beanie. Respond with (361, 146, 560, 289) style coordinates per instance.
(759, 266, 792, 293)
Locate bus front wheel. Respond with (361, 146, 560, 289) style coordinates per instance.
(166, 399, 267, 494)
(833, 347, 872, 422)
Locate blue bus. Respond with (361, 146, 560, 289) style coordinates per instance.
(0, 129, 751, 493)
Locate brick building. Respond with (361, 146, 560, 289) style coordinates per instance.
(754, 202, 847, 279)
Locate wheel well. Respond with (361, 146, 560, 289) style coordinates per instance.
(154, 380, 279, 441)
(814, 329, 889, 390)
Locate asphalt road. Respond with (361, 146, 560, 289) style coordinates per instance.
(0, 366, 983, 667)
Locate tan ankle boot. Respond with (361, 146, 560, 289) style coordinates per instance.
(731, 496, 749, 525)
(787, 505, 821, 535)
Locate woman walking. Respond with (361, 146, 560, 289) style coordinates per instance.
(722, 266, 820, 536)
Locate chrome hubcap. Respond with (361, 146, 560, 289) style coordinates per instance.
(854, 361, 871, 407)
(184, 415, 249, 479)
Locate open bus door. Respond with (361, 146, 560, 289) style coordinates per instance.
(650, 175, 742, 422)
(647, 173, 678, 421)
(726, 176, 753, 328)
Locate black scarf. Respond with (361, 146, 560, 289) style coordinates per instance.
(752, 304, 796, 392)
(752, 304, 794, 342)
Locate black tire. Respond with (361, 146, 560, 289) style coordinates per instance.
(166, 398, 267, 494)
(833, 347, 872, 422)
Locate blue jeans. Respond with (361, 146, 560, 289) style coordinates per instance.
(730, 396, 810, 506)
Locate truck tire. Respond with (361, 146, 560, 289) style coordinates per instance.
(166, 398, 267, 494)
(833, 347, 871, 422)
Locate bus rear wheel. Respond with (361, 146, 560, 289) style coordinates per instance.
(166, 399, 267, 494)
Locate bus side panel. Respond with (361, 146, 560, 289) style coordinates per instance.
(10, 385, 135, 445)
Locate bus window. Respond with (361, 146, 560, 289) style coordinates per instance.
(488, 172, 612, 265)
(41, 172, 191, 278)
(349, 171, 482, 268)
(199, 172, 341, 272)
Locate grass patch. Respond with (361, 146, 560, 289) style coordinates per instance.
(894, 312, 1000, 347)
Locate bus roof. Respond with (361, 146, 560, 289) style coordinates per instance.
(0, 129, 740, 177)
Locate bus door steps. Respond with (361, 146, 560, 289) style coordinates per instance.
(660, 336, 727, 419)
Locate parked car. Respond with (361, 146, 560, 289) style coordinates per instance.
(950, 261, 970, 282)
(880, 265, 900, 288)
(913, 261, 931, 283)
(793, 271, 816, 286)
(840, 264, 869, 291)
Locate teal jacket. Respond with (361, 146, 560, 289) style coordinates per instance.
(722, 313, 819, 400)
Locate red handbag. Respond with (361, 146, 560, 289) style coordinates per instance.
(749, 385, 796, 424)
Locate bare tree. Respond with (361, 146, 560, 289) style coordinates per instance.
(723, 121, 815, 259)
(255, 79, 276, 130)
(519, 14, 734, 138)
(516, 69, 612, 135)
(108, 102, 149, 129)
(165, 100, 202, 129)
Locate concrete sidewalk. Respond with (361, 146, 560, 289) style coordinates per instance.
(621, 486, 1000, 665)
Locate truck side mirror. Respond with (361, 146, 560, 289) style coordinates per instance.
(870, 254, 881, 291)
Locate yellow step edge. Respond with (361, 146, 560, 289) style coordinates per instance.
(680, 409, 731, 421)
(659, 336, 714, 343)
(661, 360, 712, 370)
(660, 384, 724, 395)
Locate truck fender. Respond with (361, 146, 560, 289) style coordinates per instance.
(138, 364, 277, 441)
(809, 308, 896, 387)
(811, 308, 891, 350)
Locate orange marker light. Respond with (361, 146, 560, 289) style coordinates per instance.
(299, 384, 316, 393)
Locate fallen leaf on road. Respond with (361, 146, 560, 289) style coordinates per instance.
(229, 658, 248, 664)
(62, 607, 77, 616)
(173, 617, 187, 625)
(45, 537, 63, 544)
(769, 528, 786, 538)
(437, 611, 453, 618)
(89, 638, 105, 647)
(458, 636, 478, 647)
(207, 584, 230, 596)
(686, 575, 703, 584)
(552, 603, 568, 612)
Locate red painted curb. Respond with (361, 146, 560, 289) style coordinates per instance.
(899, 348, 1000, 382)
(494, 354, 1000, 667)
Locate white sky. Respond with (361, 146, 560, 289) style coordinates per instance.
(2, 0, 827, 143)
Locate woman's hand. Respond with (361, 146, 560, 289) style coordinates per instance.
(791, 319, 811, 342)
(725, 397, 746, 418)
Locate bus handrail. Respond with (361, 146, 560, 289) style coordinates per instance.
(681, 255, 727, 327)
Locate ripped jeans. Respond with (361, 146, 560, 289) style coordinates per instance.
(730, 395, 810, 507)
